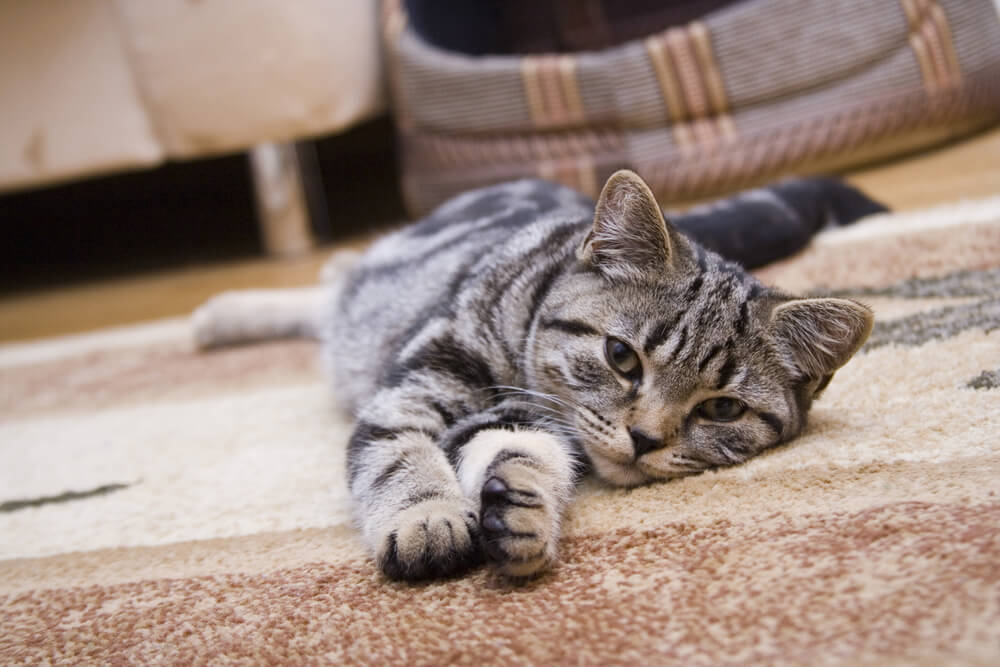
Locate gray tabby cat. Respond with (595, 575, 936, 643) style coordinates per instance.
(194, 171, 874, 581)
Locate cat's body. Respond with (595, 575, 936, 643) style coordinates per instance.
(194, 172, 879, 581)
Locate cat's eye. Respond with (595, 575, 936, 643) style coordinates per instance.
(697, 397, 746, 422)
(605, 337, 641, 380)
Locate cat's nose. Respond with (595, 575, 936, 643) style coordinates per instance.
(629, 428, 664, 458)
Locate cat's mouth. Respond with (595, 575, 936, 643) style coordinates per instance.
(566, 405, 698, 486)
(583, 438, 707, 486)
(576, 429, 653, 486)
(586, 452, 652, 487)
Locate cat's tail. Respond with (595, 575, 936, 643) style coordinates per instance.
(191, 249, 361, 349)
(191, 286, 327, 349)
(670, 177, 888, 269)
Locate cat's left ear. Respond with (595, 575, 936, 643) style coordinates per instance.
(579, 170, 690, 280)
(768, 298, 874, 381)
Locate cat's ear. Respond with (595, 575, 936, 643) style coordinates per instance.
(579, 170, 688, 279)
(768, 298, 874, 381)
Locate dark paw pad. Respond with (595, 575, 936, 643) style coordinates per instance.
(478, 476, 552, 577)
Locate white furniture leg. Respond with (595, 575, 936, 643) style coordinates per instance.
(248, 142, 316, 257)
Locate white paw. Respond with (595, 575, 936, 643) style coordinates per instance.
(377, 497, 482, 580)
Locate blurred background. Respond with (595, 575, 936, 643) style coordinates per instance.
(1, 0, 999, 341)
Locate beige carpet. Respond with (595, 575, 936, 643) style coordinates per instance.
(2, 197, 1000, 664)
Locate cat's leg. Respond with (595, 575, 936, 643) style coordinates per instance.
(453, 428, 578, 578)
(348, 389, 482, 581)
(349, 385, 578, 580)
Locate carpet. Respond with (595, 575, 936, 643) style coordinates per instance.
(2, 196, 1000, 664)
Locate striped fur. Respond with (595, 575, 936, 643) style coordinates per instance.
(192, 172, 878, 580)
(318, 171, 874, 580)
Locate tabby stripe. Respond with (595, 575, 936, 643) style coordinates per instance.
(697, 343, 724, 374)
(718, 433, 754, 456)
(442, 409, 539, 466)
(570, 356, 609, 386)
(669, 326, 689, 360)
(758, 412, 785, 438)
(476, 268, 527, 361)
(482, 223, 579, 361)
(487, 450, 546, 474)
(404, 490, 448, 506)
(355, 201, 545, 292)
(481, 250, 541, 338)
(372, 455, 409, 489)
(684, 274, 705, 302)
(713, 274, 739, 302)
(541, 318, 599, 337)
(717, 261, 745, 279)
(645, 310, 685, 354)
(443, 422, 499, 465)
(710, 437, 741, 464)
(444, 421, 516, 466)
(477, 222, 568, 331)
(522, 223, 581, 339)
(734, 300, 749, 335)
(429, 400, 458, 428)
(543, 363, 567, 385)
(347, 422, 407, 485)
(716, 355, 738, 389)
(387, 336, 496, 391)
(525, 266, 565, 340)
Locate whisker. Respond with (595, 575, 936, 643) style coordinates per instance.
(486, 396, 568, 422)
(480, 393, 583, 440)
(489, 385, 577, 410)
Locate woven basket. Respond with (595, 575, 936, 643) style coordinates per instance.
(381, 0, 1000, 216)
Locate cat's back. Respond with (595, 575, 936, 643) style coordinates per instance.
(324, 179, 593, 407)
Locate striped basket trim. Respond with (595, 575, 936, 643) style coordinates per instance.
(900, 0, 963, 94)
(400, 71, 999, 214)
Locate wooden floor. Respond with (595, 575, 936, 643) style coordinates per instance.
(2, 126, 999, 343)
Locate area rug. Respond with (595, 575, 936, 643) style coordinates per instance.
(2, 195, 999, 664)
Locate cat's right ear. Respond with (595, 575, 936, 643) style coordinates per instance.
(579, 170, 689, 280)
(768, 297, 874, 382)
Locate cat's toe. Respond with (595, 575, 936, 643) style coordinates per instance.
(377, 499, 482, 581)
(479, 472, 558, 578)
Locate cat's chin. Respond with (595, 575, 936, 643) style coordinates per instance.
(588, 454, 651, 488)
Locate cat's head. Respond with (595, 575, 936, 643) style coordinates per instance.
(528, 171, 872, 486)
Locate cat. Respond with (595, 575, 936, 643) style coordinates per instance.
(193, 170, 879, 581)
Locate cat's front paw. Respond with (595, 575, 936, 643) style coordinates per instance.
(479, 465, 560, 578)
(377, 498, 482, 581)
